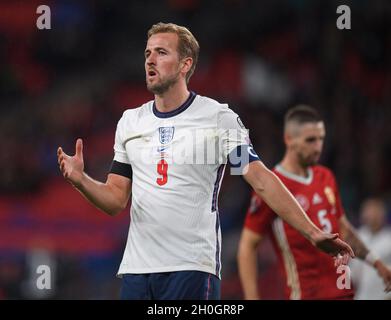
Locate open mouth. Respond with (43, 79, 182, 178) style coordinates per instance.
(148, 70, 157, 77)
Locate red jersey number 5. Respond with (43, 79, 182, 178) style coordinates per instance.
(156, 159, 168, 186)
(317, 209, 332, 233)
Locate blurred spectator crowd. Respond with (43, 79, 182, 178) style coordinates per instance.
(0, 0, 390, 299)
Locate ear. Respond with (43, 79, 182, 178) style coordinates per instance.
(180, 57, 193, 74)
(284, 132, 291, 147)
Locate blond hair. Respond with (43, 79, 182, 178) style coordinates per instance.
(147, 22, 199, 83)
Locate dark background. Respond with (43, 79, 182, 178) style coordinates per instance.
(0, 0, 390, 299)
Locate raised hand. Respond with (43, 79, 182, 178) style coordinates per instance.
(311, 232, 355, 267)
(57, 138, 84, 187)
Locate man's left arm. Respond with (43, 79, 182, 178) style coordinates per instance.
(339, 216, 391, 292)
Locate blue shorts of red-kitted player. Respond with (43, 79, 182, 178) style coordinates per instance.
(120, 271, 220, 300)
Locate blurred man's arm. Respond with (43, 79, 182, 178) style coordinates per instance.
(58, 139, 131, 216)
(339, 215, 391, 292)
(237, 228, 263, 300)
(339, 215, 369, 259)
(243, 161, 354, 261)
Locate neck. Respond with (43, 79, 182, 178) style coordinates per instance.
(280, 153, 310, 178)
(370, 225, 382, 234)
(154, 81, 190, 113)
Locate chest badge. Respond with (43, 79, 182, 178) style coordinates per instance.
(324, 186, 336, 206)
(295, 194, 310, 211)
(159, 127, 175, 144)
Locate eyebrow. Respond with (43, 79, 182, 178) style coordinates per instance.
(305, 135, 325, 141)
(144, 47, 168, 56)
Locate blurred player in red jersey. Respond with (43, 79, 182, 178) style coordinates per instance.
(237, 105, 391, 300)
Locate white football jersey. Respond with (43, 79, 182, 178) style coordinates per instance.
(113, 92, 251, 278)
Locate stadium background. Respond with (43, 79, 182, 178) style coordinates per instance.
(0, 0, 390, 299)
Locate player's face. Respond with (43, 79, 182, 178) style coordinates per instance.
(145, 32, 182, 95)
(292, 122, 325, 167)
(361, 200, 386, 232)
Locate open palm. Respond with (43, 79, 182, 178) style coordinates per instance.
(57, 138, 84, 187)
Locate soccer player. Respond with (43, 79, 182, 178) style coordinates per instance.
(57, 23, 353, 300)
(350, 198, 391, 299)
(237, 106, 391, 300)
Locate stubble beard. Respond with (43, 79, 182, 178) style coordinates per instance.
(147, 71, 180, 95)
(298, 152, 320, 168)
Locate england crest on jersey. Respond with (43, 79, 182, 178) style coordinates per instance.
(159, 127, 175, 144)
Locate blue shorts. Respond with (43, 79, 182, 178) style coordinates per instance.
(120, 271, 220, 300)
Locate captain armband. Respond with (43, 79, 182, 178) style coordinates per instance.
(109, 160, 133, 179)
(228, 144, 260, 175)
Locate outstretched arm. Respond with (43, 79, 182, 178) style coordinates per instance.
(237, 228, 263, 299)
(338, 215, 369, 259)
(243, 161, 354, 262)
(57, 138, 131, 216)
(339, 215, 391, 292)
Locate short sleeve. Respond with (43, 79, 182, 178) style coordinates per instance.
(113, 111, 131, 165)
(217, 105, 250, 158)
(217, 106, 260, 174)
(243, 192, 275, 235)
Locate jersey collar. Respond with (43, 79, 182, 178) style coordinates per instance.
(152, 91, 196, 118)
(275, 164, 314, 185)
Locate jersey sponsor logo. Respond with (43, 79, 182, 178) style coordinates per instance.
(324, 186, 336, 206)
(295, 194, 310, 211)
(158, 127, 175, 144)
(312, 193, 323, 205)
